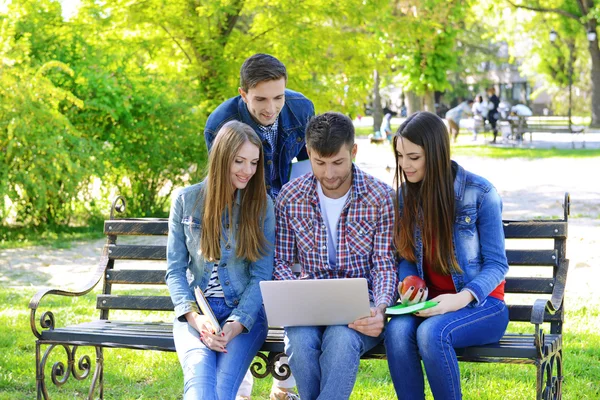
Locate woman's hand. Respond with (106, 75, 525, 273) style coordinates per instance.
(398, 281, 428, 305)
(185, 312, 228, 352)
(221, 321, 244, 344)
(416, 291, 474, 317)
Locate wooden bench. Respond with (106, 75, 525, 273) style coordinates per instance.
(29, 194, 570, 399)
(510, 116, 585, 148)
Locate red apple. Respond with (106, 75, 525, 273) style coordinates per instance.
(401, 275, 427, 302)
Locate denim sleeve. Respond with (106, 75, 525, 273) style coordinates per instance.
(165, 192, 200, 319)
(204, 127, 216, 153)
(462, 187, 509, 305)
(398, 258, 419, 283)
(228, 200, 275, 332)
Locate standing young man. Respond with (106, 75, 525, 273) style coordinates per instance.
(204, 53, 312, 400)
(204, 53, 315, 200)
(274, 112, 397, 400)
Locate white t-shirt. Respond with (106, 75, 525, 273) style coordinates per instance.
(316, 182, 351, 268)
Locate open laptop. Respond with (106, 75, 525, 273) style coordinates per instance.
(260, 278, 372, 327)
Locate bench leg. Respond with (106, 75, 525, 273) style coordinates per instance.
(537, 350, 563, 400)
(35, 342, 103, 399)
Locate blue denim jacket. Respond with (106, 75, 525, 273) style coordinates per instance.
(165, 181, 275, 331)
(204, 89, 315, 195)
(398, 162, 508, 306)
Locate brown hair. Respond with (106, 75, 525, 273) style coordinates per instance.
(240, 53, 287, 92)
(393, 111, 460, 275)
(305, 112, 355, 157)
(201, 121, 270, 262)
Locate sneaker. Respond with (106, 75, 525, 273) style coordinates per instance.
(270, 388, 300, 400)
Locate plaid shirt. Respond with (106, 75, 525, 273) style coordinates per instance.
(257, 119, 280, 198)
(274, 165, 397, 307)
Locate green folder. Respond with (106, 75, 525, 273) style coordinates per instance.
(386, 300, 438, 315)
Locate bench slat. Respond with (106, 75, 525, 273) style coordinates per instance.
(504, 277, 554, 294)
(104, 219, 168, 236)
(97, 295, 173, 311)
(506, 249, 558, 266)
(106, 270, 166, 285)
(108, 244, 166, 260)
(503, 221, 567, 239)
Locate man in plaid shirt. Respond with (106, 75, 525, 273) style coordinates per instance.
(274, 112, 397, 400)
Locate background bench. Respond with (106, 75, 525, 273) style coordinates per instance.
(509, 116, 585, 148)
(29, 194, 570, 399)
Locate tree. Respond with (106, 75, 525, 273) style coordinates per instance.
(505, 0, 600, 126)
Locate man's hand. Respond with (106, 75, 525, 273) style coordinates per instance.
(416, 291, 474, 318)
(398, 281, 428, 305)
(348, 306, 386, 337)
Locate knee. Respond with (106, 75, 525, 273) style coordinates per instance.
(284, 326, 321, 356)
(384, 316, 417, 351)
(416, 319, 447, 358)
(322, 326, 362, 354)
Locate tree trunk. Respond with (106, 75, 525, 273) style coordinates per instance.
(372, 70, 383, 132)
(405, 91, 422, 115)
(589, 37, 600, 127)
(423, 91, 435, 113)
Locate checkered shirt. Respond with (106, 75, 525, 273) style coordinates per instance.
(257, 119, 280, 198)
(274, 165, 398, 307)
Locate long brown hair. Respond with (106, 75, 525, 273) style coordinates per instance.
(393, 111, 460, 275)
(201, 121, 270, 262)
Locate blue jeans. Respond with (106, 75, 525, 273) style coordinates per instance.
(384, 297, 509, 400)
(284, 325, 383, 400)
(173, 297, 268, 400)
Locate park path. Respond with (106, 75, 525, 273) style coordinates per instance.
(1, 138, 598, 304)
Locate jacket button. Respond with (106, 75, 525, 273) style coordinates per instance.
(267, 160, 273, 165)
(266, 185, 271, 190)
(221, 263, 227, 267)
(225, 245, 231, 250)
(225, 280, 230, 285)
(234, 300, 239, 305)
(296, 137, 302, 142)
(465, 216, 471, 223)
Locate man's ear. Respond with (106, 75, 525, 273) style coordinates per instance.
(351, 143, 358, 160)
(238, 87, 248, 103)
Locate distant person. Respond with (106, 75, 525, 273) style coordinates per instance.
(445, 100, 474, 143)
(487, 88, 500, 143)
(274, 112, 397, 400)
(204, 53, 313, 399)
(379, 113, 393, 141)
(471, 95, 488, 141)
(166, 121, 274, 399)
(385, 111, 509, 399)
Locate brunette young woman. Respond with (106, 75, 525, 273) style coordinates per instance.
(166, 121, 274, 400)
(384, 111, 509, 399)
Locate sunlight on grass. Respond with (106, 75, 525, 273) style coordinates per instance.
(451, 144, 600, 159)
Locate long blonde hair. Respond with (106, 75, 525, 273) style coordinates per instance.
(393, 112, 460, 275)
(200, 121, 270, 262)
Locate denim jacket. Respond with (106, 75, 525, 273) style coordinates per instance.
(204, 89, 315, 195)
(166, 181, 275, 331)
(398, 162, 508, 306)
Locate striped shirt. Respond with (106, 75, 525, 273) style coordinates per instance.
(273, 165, 397, 307)
(204, 262, 224, 298)
(257, 118, 280, 198)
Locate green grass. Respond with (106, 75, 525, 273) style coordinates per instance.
(0, 222, 105, 250)
(355, 126, 375, 137)
(451, 143, 600, 159)
(3, 287, 599, 399)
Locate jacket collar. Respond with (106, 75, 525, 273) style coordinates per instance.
(452, 160, 466, 202)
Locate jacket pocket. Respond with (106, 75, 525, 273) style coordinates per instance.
(347, 220, 376, 256)
(455, 207, 477, 238)
(291, 217, 314, 252)
(182, 216, 202, 245)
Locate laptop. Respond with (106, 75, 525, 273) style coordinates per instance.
(260, 278, 372, 327)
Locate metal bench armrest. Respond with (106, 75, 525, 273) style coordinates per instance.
(29, 255, 108, 338)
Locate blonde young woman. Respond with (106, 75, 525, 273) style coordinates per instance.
(166, 121, 275, 399)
